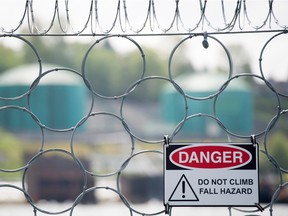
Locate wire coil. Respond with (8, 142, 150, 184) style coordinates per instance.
(0, 0, 287, 35)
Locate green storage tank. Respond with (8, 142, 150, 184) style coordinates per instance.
(161, 72, 253, 137)
(0, 64, 87, 131)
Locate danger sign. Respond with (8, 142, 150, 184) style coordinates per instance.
(164, 142, 259, 207)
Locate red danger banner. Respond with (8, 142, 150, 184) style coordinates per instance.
(169, 144, 253, 169)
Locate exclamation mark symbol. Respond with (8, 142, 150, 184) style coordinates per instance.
(182, 180, 185, 198)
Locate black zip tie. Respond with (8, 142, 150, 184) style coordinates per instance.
(250, 134, 257, 145)
(164, 204, 171, 215)
(164, 135, 170, 147)
(202, 31, 209, 48)
(255, 202, 265, 212)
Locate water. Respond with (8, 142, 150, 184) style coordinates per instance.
(0, 201, 287, 216)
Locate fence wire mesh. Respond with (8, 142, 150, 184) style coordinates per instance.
(0, 1, 288, 216)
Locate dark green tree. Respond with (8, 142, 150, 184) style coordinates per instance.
(0, 44, 24, 74)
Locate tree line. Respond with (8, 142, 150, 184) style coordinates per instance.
(0, 36, 193, 100)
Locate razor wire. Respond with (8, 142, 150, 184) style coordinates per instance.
(0, 1, 287, 216)
(0, 0, 288, 35)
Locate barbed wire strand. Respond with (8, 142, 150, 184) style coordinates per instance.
(0, 0, 287, 35)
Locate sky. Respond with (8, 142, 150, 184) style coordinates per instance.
(0, 0, 287, 81)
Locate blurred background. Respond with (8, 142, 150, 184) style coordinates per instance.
(0, 1, 288, 216)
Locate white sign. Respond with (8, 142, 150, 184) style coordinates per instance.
(164, 143, 259, 207)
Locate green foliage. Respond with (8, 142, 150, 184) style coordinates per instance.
(259, 131, 288, 175)
(82, 44, 178, 100)
(0, 44, 24, 73)
(21, 36, 78, 68)
(0, 130, 24, 179)
(267, 132, 288, 169)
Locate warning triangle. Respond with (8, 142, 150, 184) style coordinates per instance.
(169, 174, 199, 202)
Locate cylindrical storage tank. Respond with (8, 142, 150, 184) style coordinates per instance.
(161, 72, 253, 137)
(0, 64, 87, 131)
